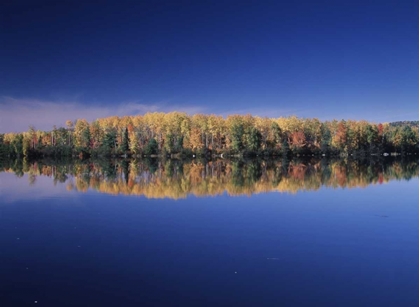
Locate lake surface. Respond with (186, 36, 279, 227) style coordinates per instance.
(0, 158, 418, 306)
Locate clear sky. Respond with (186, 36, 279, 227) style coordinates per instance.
(0, 0, 418, 132)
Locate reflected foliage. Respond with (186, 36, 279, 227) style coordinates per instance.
(0, 157, 418, 199)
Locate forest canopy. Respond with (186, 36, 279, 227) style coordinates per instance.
(0, 113, 418, 158)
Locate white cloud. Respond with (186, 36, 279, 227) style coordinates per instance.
(0, 97, 206, 133)
(218, 106, 307, 119)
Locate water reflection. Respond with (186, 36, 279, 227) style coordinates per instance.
(0, 157, 418, 199)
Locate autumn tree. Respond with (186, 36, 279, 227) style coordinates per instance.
(0, 112, 418, 158)
(289, 131, 306, 153)
(65, 120, 74, 146)
(74, 119, 91, 153)
(333, 120, 347, 152)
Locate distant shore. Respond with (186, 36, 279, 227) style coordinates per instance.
(1, 113, 418, 159)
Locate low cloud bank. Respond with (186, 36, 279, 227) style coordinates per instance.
(0, 97, 205, 133)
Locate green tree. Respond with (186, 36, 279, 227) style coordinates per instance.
(401, 125, 416, 153)
(281, 136, 290, 156)
(121, 127, 130, 153)
(270, 122, 282, 150)
(144, 138, 158, 155)
(230, 123, 244, 152)
(366, 124, 379, 152)
(321, 123, 331, 153)
(82, 127, 91, 151)
(101, 130, 117, 155)
(244, 126, 262, 152)
(12, 134, 24, 157)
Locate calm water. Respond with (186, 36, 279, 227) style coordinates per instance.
(0, 158, 418, 306)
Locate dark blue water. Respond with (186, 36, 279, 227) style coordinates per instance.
(0, 173, 418, 306)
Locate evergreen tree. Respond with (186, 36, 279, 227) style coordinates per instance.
(281, 137, 290, 156)
(144, 139, 158, 155)
(82, 127, 91, 151)
(101, 130, 117, 155)
(121, 127, 130, 153)
(320, 124, 331, 153)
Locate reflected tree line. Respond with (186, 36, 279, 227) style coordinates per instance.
(0, 157, 418, 199)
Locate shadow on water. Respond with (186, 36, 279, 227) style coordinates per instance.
(0, 156, 418, 199)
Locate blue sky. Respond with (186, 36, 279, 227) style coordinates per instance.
(0, 0, 418, 132)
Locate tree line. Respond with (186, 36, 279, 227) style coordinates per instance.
(1, 157, 418, 199)
(0, 113, 418, 158)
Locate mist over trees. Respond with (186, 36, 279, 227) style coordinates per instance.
(0, 112, 418, 158)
